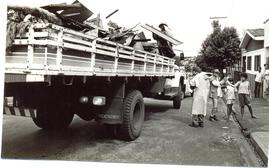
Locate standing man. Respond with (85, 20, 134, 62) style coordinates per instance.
(209, 69, 221, 121)
(153, 23, 176, 58)
(189, 67, 210, 127)
(254, 67, 264, 98)
(264, 64, 269, 95)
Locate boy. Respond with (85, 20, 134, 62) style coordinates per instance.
(234, 73, 257, 119)
(226, 78, 237, 121)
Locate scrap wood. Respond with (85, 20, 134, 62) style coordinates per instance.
(105, 9, 119, 19)
(141, 24, 182, 45)
(41, 3, 82, 12)
(6, 5, 63, 52)
(133, 39, 151, 42)
(110, 22, 140, 39)
(8, 5, 63, 25)
(41, 0, 94, 31)
(42, 0, 93, 25)
(6, 21, 32, 52)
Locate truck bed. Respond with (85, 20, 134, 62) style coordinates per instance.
(5, 23, 175, 82)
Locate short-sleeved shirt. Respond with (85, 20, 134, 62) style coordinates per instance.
(234, 81, 250, 95)
(255, 72, 263, 83)
(265, 70, 269, 80)
(209, 76, 220, 98)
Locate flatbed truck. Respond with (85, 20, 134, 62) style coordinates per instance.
(3, 23, 183, 141)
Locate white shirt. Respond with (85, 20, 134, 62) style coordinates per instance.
(255, 71, 263, 83)
(234, 81, 250, 94)
(226, 85, 237, 100)
(264, 69, 269, 80)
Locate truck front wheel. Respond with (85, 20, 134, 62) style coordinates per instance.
(119, 90, 145, 141)
(33, 101, 74, 130)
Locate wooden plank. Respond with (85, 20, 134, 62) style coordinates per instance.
(90, 40, 96, 72)
(56, 30, 63, 67)
(33, 32, 49, 38)
(51, 24, 96, 40)
(95, 44, 116, 53)
(63, 42, 92, 52)
(27, 25, 34, 67)
(8, 23, 177, 78)
(63, 35, 92, 47)
(141, 24, 183, 45)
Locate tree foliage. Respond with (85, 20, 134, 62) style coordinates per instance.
(196, 21, 241, 72)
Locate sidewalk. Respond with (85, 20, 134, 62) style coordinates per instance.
(233, 98, 269, 165)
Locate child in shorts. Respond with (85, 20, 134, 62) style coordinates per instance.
(226, 78, 237, 121)
(234, 73, 257, 119)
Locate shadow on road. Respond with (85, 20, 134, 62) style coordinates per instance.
(1, 98, 181, 160)
(1, 118, 122, 160)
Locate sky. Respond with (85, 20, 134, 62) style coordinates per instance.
(5, 0, 269, 57)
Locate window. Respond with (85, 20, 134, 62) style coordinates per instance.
(242, 56, 246, 72)
(247, 56, 252, 70)
(254, 55, 261, 71)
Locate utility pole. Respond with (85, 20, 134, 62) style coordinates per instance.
(209, 16, 227, 26)
(209, 16, 227, 20)
(209, 16, 227, 29)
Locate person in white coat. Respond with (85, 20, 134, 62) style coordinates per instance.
(189, 67, 210, 127)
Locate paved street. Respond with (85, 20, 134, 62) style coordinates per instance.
(1, 97, 264, 166)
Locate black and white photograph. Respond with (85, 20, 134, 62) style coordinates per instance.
(0, 0, 268, 167)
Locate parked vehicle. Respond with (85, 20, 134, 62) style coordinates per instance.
(4, 23, 183, 141)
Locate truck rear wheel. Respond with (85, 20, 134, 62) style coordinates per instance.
(173, 94, 182, 109)
(33, 101, 74, 130)
(119, 90, 144, 141)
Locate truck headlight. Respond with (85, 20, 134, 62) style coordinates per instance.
(92, 96, 106, 106)
(79, 96, 89, 104)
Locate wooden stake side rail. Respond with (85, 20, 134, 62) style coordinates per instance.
(6, 23, 175, 78)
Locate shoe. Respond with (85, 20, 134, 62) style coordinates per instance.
(251, 115, 257, 119)
(209, 116, 214, 121)
(189, 122, 199, 128)
(213, 115, 219, 121)
(199, 122, 204, 127)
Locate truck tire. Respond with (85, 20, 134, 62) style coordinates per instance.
(119, 90, 145, 141)
(173, 95, 182, 109)
(33, 101, 74, 130)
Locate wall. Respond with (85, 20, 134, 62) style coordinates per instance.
(264, 20, 269, 65)
(264, 21, 269, 48)
(242, 49, 265, 75)
(241, 49, 265, 98)
(245, 39, 264, 52)
(247, 73, 257, 97)
(263, 20, 269, 99)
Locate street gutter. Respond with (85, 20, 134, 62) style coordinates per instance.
(230, 105, 267, 166)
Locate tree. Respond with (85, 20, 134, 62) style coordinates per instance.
(196, 21, 241, 72)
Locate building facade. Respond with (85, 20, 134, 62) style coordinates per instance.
(239, 21, 269, 98)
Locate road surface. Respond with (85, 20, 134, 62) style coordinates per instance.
(1, 97, 264, 166)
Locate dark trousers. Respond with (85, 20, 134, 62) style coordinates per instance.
(254, 82, 261, 98)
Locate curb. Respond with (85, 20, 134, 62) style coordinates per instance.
(224, 101, 267, 166)
(250, 132, 268, 166)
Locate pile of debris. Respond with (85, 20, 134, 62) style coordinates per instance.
(6, 0, 182, 58)
(6, 5, 63, 51)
